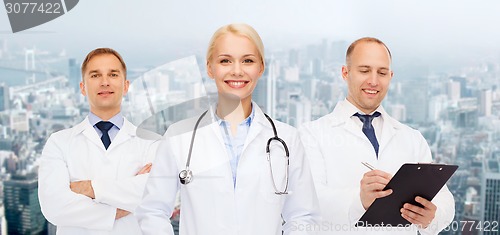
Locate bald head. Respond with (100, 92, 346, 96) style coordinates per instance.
(345, 37, 392, 67)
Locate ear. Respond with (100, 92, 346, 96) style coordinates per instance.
(206, 61, 214, 79)
(123, 79, 130, 95)
(341, 65, 349, 81)
(259, 62, 264, 77)
(80, 81, 86, 96)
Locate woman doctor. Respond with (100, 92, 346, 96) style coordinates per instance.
(137, 23, 320, 235)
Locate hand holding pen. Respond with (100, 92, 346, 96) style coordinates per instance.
(359, 162, 393, 209)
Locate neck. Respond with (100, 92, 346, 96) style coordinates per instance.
(91, 109, 120, 121)
(216, 97, 252, 126)
(346, 97, 378, 114)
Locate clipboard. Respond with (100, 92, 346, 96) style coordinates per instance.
(356, 163, 458, 227)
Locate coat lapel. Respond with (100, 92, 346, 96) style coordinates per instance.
(328, 102, 368, 141)
(242, 104, 266, 152)
(207, 107, 230, 161)
(76, 116, 136, 151)
(77, 117, 106, 150)
(378, 108, 401, 155)
(107, 118, 135, 151)
(328, 100, 403, 152)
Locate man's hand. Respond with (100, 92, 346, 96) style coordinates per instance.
(70, 180, 95, 199)
(401, 196, 437, 229)
(360, 170, 393, 209)
(136, 163, 152, 175)
(115, 208, 131, 220)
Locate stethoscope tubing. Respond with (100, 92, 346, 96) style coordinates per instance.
(179, 109, 290, 194)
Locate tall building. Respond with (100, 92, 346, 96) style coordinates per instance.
(287, 94, 311, 127)
(448, 98, 478, 129)
(254, 58, 278, 115)
(428, 95, 448, 122)
(0, 40, 3, 56)
(330, 40, 348, 64)
(68, 58, 80, 93)
(479, 89, 492, 117)
(266, 60, 277, 117)
(480, 159, 500, 235)
(311, 58, 323, 76)
(450, 76, 469, 97)
(0, 84, 9, 111)
(403, 77, 429, 124)
(253, 65, 268, 110)
(3, 173, 47, 235)
(9, 110, 30, 132)
(447, 80, 461, 102)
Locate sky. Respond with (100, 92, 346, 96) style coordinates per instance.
(1, 0, 499, 71)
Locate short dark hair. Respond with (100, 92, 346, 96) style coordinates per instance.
(81, 48, 127, 80)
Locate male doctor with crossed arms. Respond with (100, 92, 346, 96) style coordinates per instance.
(38, 48, 158, 234)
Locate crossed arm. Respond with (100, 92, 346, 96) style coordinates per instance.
(38, 136, 157, 230)
(70, 163, 153, 219)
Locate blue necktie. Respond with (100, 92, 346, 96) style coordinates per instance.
(353, 112, 381, 157)
(95, 121, 114, 149)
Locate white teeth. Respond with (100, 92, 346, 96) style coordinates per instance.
(364, 89, 377, 94)
(228, 81, 245, 86)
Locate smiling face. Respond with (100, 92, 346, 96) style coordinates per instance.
(342, 40, 393, 114)
(207, 33, 264, 103)
(80, 53, 129, 119)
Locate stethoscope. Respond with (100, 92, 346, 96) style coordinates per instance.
(179, 110, 290, 195)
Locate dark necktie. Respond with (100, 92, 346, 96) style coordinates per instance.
(353, 112, 381, 157)
(95, 121, 114, 149)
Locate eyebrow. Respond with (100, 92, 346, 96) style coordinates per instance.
(88, 69, 122, 74)
(356, 65, 390, 70)
(357, 65, 371, 69)
(217, 54, 256, 57)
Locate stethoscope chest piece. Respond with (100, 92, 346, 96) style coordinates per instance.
(179, 169, 193, 185)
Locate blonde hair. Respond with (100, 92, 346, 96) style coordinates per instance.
(206, 23, 265, 68)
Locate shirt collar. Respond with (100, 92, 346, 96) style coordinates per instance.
(88, 112, 124, 129)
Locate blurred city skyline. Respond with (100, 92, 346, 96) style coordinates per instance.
(1, 0, 500, 71)
(0, 1, 499, 234)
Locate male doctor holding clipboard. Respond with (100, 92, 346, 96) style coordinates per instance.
(299, 37, 455, 234)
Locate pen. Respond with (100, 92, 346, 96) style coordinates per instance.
(361, 162, 375, 170)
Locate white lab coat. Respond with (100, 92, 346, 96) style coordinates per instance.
(38, 117, 159, 235)
(299, 100, 455, 235)
(137, 103, 321, 235)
